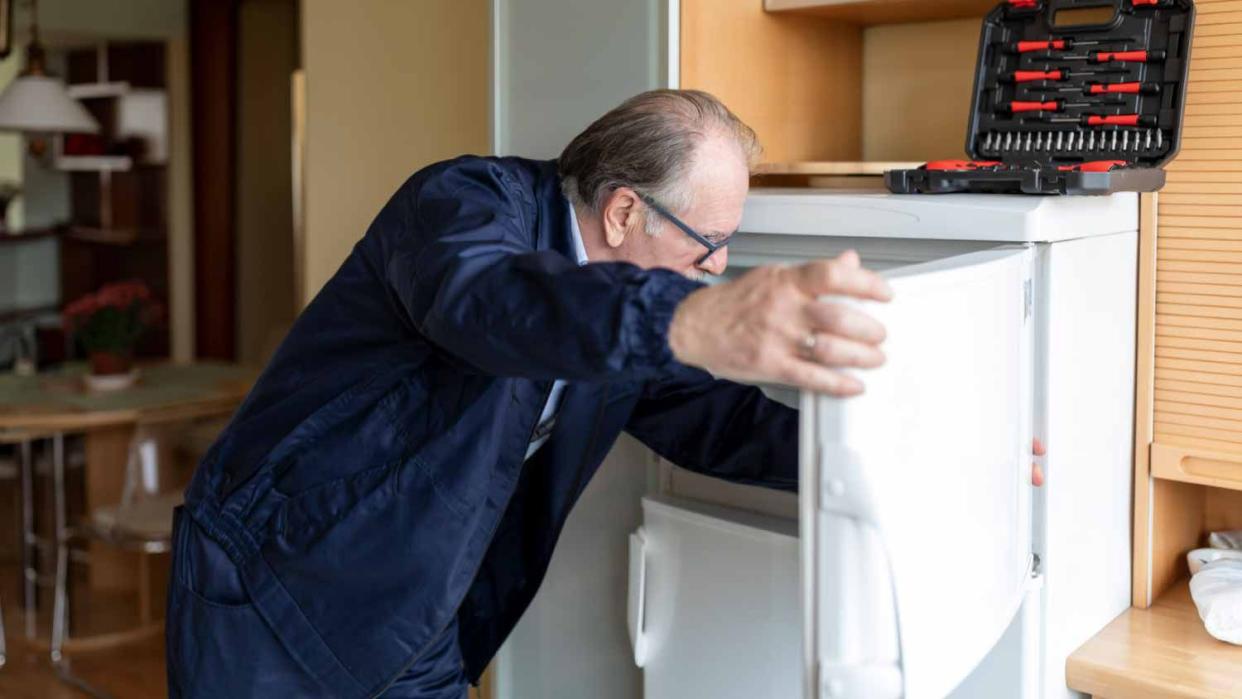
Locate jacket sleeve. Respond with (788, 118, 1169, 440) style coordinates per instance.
(380, 159, 704, 381)
(625, 364, 799, 491)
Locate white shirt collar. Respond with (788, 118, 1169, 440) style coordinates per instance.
(566, 198, 590, 266)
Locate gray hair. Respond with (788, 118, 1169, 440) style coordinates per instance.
(558, 89, 761, 235)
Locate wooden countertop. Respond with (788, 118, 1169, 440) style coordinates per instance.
(1067, 579, 1242, 698)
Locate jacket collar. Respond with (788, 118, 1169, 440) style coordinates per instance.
(535, 159, 576, 259)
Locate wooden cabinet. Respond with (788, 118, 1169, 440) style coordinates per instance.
(1135, 0, 1242, 610)
(1069, 3, 1242, 695)
(675, 0, 996, 179)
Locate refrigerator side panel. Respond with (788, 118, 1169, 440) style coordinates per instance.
(1041, 231, 1137, 699)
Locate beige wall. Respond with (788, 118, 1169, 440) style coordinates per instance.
(299, 0, 491, 305)
(0, 48, 23, 232)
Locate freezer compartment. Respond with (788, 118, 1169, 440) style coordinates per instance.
(629, 495, 800, 699)
(802, 246, 1036, 699)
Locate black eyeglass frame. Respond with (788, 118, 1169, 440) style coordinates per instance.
(635, 191, 732, 266)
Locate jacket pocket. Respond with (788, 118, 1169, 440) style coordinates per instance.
(166, 509, 324, 697)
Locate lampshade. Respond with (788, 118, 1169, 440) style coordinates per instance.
(0, 74, 99, 134)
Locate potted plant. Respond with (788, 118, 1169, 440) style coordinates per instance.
(63, 280, 160, 390)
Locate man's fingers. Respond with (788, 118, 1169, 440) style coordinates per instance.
(1031, 462, 1045, 487)
(805, 301, 888, 345)
(793, 259, 893, 303)
(836, 249, 861, 269)
(1032, 437, 1046, 457)
(778, 360, 864, 397)
(805, 334, 886, 369)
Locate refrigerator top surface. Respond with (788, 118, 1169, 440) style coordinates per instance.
(741, 189, 1140, 243)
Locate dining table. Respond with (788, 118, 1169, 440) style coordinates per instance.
(0, 361, 255, 638)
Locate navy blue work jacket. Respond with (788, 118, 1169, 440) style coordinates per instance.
(182, 156, 797, 697)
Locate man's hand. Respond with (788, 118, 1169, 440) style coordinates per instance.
(1032, 438, 1046, 487)
(668, 251, 892, 396)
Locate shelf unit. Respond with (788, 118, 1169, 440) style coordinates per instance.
(1067, 580, 1242, 698)
(53, 155, 133, 172)
(57, 41, 171, 358)
(65, 81, 131, 99)
(677, 0, 990, 179)
(1066, 6, 1242, 695)
(766, 0, 999, 24)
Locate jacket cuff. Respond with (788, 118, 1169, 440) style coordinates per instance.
(630, 270, 705, 371)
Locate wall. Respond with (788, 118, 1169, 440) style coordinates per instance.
(494, 0, 661, 158)
(861, 18, 980, 162)
(235, 0, 296, 366)
(34, 0, 186, 40)
(0, 47, 22, 232)
(299, 0, 491, 305)
(492, 1, 665, 697)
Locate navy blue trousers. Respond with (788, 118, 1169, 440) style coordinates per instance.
(166, 508, 468, 698)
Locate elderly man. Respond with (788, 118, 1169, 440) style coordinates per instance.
(164, 89, 894, 698)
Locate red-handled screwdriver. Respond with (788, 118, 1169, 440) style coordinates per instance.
(1003, 98, 1120, 114)
(1045, 82, 1162, 95)
(1005, 68, 1125, 83)
(1060, 49, 1167, 63)
(1130, 0, 1174, 7)
(1007, 38, 1106, 53)
(924, 160, 1005, 172)
(1057, 160, 1129, 172)
(1046, 114, 1159, 127)
(1007, 70, 1067, 83)
(1081, 160, 1128, 172)
(1088, 81, 1162, 95)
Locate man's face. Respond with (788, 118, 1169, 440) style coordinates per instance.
(604, 135, 749, 280)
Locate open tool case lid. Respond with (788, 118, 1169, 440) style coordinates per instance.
(885, 0, 1194, 195)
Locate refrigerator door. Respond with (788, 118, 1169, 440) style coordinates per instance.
(801, 247, 1035, 699)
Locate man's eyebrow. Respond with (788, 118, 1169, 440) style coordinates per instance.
(706, 229, 739, 242)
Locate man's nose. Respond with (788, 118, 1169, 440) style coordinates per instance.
(699, 247, 728, 276)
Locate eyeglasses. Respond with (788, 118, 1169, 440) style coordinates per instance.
(635, 192, 732, 266)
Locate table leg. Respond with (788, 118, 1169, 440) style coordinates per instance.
(19, 438, 35, 638)
(51, 432, 67, 663)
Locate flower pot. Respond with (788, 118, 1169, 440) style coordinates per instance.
(89, 351, 133, 376)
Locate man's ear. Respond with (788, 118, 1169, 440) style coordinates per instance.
(600, 188, 643, 249)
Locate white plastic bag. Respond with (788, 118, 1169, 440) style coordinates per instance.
(1189, 558, 1242, 646)
(1209, 530, 1242, 551)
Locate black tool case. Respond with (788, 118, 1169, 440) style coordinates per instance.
(885, 0, 1194, 195)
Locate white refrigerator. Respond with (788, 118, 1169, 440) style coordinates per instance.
(629, 190, 1137, 699)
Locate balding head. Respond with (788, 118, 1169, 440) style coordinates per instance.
(559, 90, 760, 233)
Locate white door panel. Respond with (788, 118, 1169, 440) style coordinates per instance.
(803, 247, 1035, 699)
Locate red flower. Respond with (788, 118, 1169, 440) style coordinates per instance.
(62, 280, 158, 354)
(94, 281, 152, 310)
(63, 295, 100, 321)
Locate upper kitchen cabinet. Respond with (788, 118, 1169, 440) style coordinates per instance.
(673, 0, 997, 178)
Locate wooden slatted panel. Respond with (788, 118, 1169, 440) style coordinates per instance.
(1153, 8, 1242, 461)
